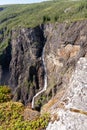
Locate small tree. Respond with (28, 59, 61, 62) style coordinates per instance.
(0, 86, 12, 102)
(43, 15, 46, 23)
(43, 15, 51, 23)
(47, 16, 50, 21)
(54, 16, 58, 22)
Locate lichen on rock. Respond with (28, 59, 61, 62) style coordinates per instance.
(46, 58, 87, 130)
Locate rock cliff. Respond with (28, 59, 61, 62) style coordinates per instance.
(0, 25, 46, 106)
(46, 57, 87, 130)
(0, 20, 87, 110)
(41, 21, 87, 110)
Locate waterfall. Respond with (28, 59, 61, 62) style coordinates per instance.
(32, 44, 47, 109)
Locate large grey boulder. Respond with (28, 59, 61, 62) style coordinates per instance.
(46, 58, 87, 130)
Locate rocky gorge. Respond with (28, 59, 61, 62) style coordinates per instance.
(0, 20, 87, 129)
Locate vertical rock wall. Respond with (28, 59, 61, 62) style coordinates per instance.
(0, 20, 87, 107)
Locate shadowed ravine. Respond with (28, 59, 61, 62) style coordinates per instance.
(32, 44, 47, 109)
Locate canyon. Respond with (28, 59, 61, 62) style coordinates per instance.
(0, 20, 87, 129)
(0, 20, 87, 109)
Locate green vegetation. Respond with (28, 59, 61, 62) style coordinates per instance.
(35, 94, 47, 108)
(0, 86, 12, 103)
(0, 86, 50, 130)
(0, 101, 50, 130)
(0, 102, 24, 130)
(0, 0, 87, 30)
(0, 0, 87, 54)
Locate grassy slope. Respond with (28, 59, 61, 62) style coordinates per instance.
(0, 0, 87, 53)
(0, 0, 87, 29)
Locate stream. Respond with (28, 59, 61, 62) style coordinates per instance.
(32, 44, 47, 109)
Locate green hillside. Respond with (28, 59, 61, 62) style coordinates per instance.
(0, 0, 87, 53)
(0, 0, 87, 30)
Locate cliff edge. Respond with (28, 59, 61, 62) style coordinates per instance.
(46, 57, 87, 130)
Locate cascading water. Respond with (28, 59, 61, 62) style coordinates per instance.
(32, 44, 47, 109)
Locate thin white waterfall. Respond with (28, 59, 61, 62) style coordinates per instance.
(32, 45, 47, 109)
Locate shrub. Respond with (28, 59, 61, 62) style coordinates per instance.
(0, 101, 50, 130)
(43, 15, 51, 23)
(0, 86, 12, 103)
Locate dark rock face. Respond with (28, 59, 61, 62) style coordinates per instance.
(0, 25, 46, 105)
(10, 26, 46, 104)
(0, 20, 87, 106)
(0, 43, 11, 85)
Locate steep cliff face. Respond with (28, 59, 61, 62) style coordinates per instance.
(0, 25, 46, 105)
(42, 21, 87, 106)
(11, 26, 47, 105)
(0, 20, 87, 108)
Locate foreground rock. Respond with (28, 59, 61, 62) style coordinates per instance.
(24, 107, 40, 121)
(46, 58, 87, 130)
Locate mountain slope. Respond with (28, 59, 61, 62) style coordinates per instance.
(0, 0, 87, 52)
(0, 0, 87, 54)
(0, 0, 87, 29)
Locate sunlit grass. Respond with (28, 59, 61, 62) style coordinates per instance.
(0, 0, 87, 53)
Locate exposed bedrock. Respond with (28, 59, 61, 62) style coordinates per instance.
(0, 20, 87, 107)
(46, 57, 87, 130)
